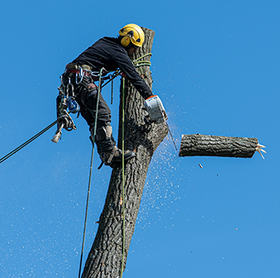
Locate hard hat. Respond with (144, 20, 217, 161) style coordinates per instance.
(119, 24, 145, 47)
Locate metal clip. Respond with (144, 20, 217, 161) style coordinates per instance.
(76, 67, 84, 84)
(67, 96, 80, 114)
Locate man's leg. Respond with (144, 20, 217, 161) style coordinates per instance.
(78, 83, 135, 166)
(94, 121, 135, 166)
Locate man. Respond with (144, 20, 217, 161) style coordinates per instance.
(57, 24, 157, 167)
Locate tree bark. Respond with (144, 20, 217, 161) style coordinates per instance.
(179, 134, 259, 158)
(81, 28, 168, 278)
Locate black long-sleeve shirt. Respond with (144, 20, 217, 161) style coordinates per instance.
(72, 37, 153, 100)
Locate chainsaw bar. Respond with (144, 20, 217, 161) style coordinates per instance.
(166, 121, 178, 151)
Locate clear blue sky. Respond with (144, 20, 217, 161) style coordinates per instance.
(1, 0, 279, 277)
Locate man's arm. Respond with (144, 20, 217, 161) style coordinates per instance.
(113, 50, 153, 99)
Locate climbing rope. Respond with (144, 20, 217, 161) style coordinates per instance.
(0, 120, 57, 164)
(77, 68, 104, 278)
(120, 76, 126, 278)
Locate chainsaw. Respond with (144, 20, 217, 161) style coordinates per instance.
(144, 95, 177, 151)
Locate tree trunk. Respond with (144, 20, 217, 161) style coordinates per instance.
(179, 134, 259, 158)
(81, 28, 168, 278)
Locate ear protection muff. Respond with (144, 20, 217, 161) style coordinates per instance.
(120, 30, 134, 47)
(120, 35, 131, 47)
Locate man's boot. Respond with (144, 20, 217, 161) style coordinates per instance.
(91, 124, 135, 167)
(100, 146, 135, 166)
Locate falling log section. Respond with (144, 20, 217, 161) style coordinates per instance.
(179, 134, 266, 158)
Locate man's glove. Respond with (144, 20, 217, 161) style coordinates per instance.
(144, 95, 167, 124)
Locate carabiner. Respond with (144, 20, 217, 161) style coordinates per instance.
(66, 77, 75, 97)
(76, 67, 84, 84)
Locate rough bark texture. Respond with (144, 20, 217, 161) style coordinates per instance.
(81, 28, 168, 278)
(179, 134, 258, 158)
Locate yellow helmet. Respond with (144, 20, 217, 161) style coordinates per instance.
(119, 24, 145, 48)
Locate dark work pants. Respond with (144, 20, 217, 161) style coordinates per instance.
(76, 79, 116, 153)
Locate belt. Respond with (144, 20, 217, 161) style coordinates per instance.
(65, 63, 109, 82)
(66, 68, 92, 76)
(66, 63, 92, 71)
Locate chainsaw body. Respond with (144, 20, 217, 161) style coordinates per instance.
(144, 95, 167, 124)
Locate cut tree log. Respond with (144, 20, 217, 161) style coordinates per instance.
(179, 134, 266, 158)
(81, 28, 168, 278)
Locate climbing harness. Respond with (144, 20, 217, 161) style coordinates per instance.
(51, 65, 116, 144)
